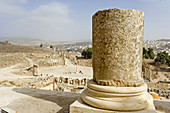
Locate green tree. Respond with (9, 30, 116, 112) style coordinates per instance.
(143, 47, 155, 59)
(50, 45, 53, 49)
(81, 48, 92, 59)
(143, 47, 147, 57)
(155, 51, 170, 66)
(166, 56, 170, 65)
(86, 48, 92, 58)
(40, 44, 43, 48)
(144, 52, 150, 59)
(81, 49, 87, 58)
(148, 48, 155, 59)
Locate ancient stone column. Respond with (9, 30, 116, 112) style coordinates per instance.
(92, 9, 144, 87)
(80, 9, 156, 112)
(32, 64, 38, 76)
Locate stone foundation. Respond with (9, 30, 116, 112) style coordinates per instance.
(81, 80, 155, 111)
(70, 98, 156, 113)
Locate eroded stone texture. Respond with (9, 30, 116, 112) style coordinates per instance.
(92, 9, 144, 87)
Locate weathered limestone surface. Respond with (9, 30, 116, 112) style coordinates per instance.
(70, 98, 156, 113)
(70, 8, 156, 113)
(93, 9, 144, 87)
(81, 80, 153, 111)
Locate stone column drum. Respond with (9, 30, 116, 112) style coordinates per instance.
(81, 9, 156, 112)
(92, 9, 144, 87)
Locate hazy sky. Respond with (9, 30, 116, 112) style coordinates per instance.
(0, 0, 170, 41)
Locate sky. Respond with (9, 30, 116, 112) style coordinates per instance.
(0, 0, 169, 41)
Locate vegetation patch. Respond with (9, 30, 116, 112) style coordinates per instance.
(81, 48, 92, 59)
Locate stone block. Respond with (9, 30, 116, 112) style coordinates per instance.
(70, 98, 156, 113)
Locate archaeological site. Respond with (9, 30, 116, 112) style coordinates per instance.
(0, 2, 170, 113)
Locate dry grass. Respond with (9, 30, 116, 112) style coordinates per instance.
(0, 45, 55, 53)
(77, 59, 92, 67)
(0, 53, 29, 68)
(8, 81, 16, 86)
(0, 80, 8, 84)
(0, 44, 64, 68)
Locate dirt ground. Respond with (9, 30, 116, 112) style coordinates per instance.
(0, 58, 92, 82)
(0, 86, 80, 113)
(0, 57, 92, 113)
(143, 59, 170, 82)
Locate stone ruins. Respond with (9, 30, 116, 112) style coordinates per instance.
(147, 81, 170, 99)
(70, 9, 156, 113)
(53, 77, 88, 86)
(27, 52, 65, 67)
(53, 77, 89, 92)
(26, 64, 39, 76)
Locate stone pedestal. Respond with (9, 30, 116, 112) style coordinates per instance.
(70, 8, 156, 113)
(70, 98, 156, 113)
(81, 80, 153, 111)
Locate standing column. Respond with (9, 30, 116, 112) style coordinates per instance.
(92, 9, 144, 87)
(81, 9, 156, 112)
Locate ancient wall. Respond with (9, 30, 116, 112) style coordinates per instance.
(77, 59, 92, 67)
(53, 77, 89, 86)
(0, 76, 54, 89)
(27, 53, 65, 67)
(146, 82, 169, 90)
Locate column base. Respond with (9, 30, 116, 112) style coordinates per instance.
(70, 98, 156, 113)
(81, 80, 156, 111)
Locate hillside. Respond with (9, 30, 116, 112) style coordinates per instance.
(0, 44, 55, 53)
(0, 37, 45, 45)
(0, 44, 64, 69)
